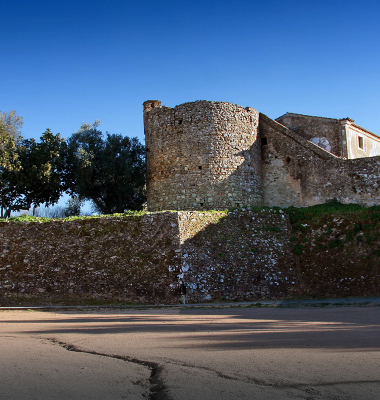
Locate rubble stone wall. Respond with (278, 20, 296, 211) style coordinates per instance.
(276, 113, 343, 157)
(144, 100, 263, 211)
(144, 100, 380, 211)
(260, 115, 380, 208)
(0, 213, 182, 305)
(1, 210, 380, 306)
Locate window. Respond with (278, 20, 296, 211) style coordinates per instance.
(358, 136, 364, 150)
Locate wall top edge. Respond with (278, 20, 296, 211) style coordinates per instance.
(143, 99, 258, 114)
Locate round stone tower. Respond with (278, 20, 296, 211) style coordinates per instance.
(143, 100, 263, 211)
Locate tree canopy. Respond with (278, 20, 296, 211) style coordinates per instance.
(0, 110, 23, 140)
(66, 122, 146, 214)
(0, 114, 146, 217)
(17, 129, 67, 211)
(0, 110, 24, 217)
(0, 110, 23, 167)
(0, 127, 66, 217)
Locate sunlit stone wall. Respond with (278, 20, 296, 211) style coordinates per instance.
(144, 100, 263, 211)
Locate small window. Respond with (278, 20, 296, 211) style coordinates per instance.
(261, 137, 268, 146)
(198, 166, 202, 170)
(358, 136, 364, 150)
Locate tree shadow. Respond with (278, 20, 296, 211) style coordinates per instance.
(4, 306, 380, 351)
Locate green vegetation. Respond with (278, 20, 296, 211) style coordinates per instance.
(328, 239, 344, 249)
(65, 121, 146, 214)
(0, 110, 67, 218)
(0, 114, 146, 218)
(265, 225, 281, 232)
(3, 200, 380, 227)
(1, 202, 380, 305)
(293, 243, 305, 255)
(285, 199, 365, 226)
(282, 200, 380, 287)
(0, 210, 148, 223)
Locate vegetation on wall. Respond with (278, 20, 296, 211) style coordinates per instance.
(284, 200, 380, 297)
(1, 202, 380, 306)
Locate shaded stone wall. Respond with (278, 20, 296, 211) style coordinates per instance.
(277, 113, 380, 160)
(276, 113, 343, 157)
(1, 210, 380, 306)
(287, 208, 380, 298)
(0, 213, 182, 305)
(260, 115, 380, 207)
(144, 100, 263, 211)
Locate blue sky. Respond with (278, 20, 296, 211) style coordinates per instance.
(1, 0, 380, 144)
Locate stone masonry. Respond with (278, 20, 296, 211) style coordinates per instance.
(144, 100, 262, 211)
(144, 100, 380, 210)
(260, 115, 380, 207)
(2, 209, 380, 305)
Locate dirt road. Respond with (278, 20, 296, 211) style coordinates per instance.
(1, 305, 379, 399)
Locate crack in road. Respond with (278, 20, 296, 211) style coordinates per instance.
(25, 336, 372, 400)
(156, 356, 279, 388)
(155, 356, 369, 397)
(44, 338, 171, 400)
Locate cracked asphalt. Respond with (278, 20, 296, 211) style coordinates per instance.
(1, 304, 380, 400)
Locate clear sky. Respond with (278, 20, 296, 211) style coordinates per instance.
(1, 0, 380, 144)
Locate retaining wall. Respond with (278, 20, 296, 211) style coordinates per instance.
(1, 210, 380, 306)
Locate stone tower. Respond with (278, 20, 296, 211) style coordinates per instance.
(143, 100, 263, 211)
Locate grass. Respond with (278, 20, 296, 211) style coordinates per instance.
(284, 199, 364, 225)
(0, 210, 149, 224)
(284, 199, 380, 226)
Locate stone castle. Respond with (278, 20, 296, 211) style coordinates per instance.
(143, 100, 380, 211)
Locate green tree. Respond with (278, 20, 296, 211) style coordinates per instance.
(0, 111, 24, 217)
(64, 195, 83, 217)
(0, 147, 23, 218)
(66, 122, 146, 214)
(0, 110, 23, 144)
(0, 126, 67, 217)
(0, 110, 23, 171)
(18, 129, 67, 214)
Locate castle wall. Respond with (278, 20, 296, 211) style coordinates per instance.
(144, 100, 263, 211)
(144, 100, 380, 211)
(0, 213, 183, 305)
(276, 113, 343, 157)
(2, 210, 380, 306)
(260, 114, 380, 207)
